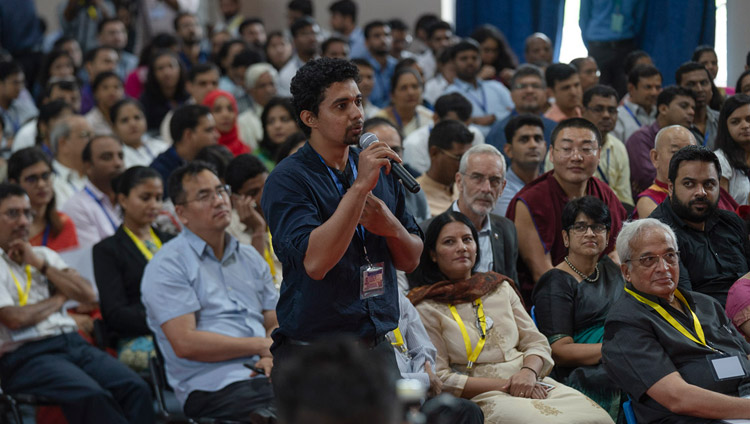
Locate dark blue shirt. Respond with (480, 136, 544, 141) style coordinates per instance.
(262, 142, 421, 341)
(150, 146, 185, 198)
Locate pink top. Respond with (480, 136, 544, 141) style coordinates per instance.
(726, 277, 750, 332)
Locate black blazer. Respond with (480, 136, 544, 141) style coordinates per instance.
(93, 226, 173, 337)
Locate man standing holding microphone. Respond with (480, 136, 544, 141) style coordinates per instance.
(262, 58, 423, 379)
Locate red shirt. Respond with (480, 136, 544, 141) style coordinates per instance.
(29, 212, 79, 252)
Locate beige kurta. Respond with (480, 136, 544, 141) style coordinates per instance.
(416, 281, 614, 424)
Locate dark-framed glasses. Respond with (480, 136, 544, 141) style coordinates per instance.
(626, 251, 680, 268)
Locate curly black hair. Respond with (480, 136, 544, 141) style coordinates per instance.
(290, 57, 360, 136)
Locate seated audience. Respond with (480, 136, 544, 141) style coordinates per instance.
(93, 166, 172, 372)
(33, 50, 76, 101)
(507, 118, 625, 300)
(650, 145, 750, 306)
(278, 17, 321, 97)
(627, 86, 696, 199)
(159, 63, 221, 145)
(264, 31, 293, 72)
(13, 98, 75, 156)
(715, 94, 750, 206)
(97, 17, 138, 80)
(533, 196, 625, 421)
(124, 34, 180, 100)
(692, 45, 727, 110)
(237, 63, 280, 150)
(150, 104, 219, 198)
(142, 162, 277, 421)
(736, 69, 750, 97)
(416, 20, 453, 81)
(543, 64, 582, 123)
(603, 218, 750, 423)
(239, 17, 267, 51)
(140, 50, 191, 132)
(85, 71, 124, 136)
(8, 148, 78, 251)
(727, 272, 750, 341)
(111, 99, 170, 168)
(202, 89, 251, 156)
(274, 132, 307, 163)
(402, 93, 485, 176)
(351, 58, 381, 119)
(676, 61, 719, 150)
(62, 135, 125, 247)
(524, 32, 553, 69)
(407, 211, 614, 423)
(570, 56, 599, 94)
(443, 39, 514, 137)
(423, 49, 454, 106)
(471, 24, 517, 86)
(50, 116, 93, 206)
(375, 67, 433, 137)
(0, 60, 38, 139)
(416, 120, 474, 216)
(613, 65, 662, 143)
(328, 0, 364, 58)
(218, 49, 261, 113)
(80, 46, 119, 114)
(321, 36, 350, 60)
(495, 115, 546, 216)
(485, 64, 557, 157)
(256, 96, 300, 170)
(0, 183, 154, 424)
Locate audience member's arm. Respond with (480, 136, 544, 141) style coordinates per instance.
(0, 293, 67, 330)
(161, 313, 271, 362)
(513, 201, 553, 282)
(550, 337, 602, 366)
(262, 310, 278, 338)
(636, 197, 658, 219)
(647, 372, 750, 419)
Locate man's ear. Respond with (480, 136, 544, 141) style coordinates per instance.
(300, 110, 317, 130)
(174, 204, 189, 226)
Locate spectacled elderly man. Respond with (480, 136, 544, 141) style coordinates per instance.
(603, 218, 750, 423)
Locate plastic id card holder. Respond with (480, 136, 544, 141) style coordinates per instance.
(360, 262, 385, 299)
(707, 353, 748, 381)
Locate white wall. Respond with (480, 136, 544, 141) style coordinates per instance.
(726, 0, 750, 89)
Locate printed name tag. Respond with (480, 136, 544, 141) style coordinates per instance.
(360, 262, 385, 299)
(709, 354, 747, 381)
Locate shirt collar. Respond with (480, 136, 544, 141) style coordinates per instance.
(181, 227, 239, 261)
(52, 160, 83, 182)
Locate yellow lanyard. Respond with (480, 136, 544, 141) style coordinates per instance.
(10, 265, 32, 306)
(390, 327, 409, 354)
(449, 299, 487, 369)
(263, 227, 277, 278)
(123, 226, 162, 261)
(624, 286, 715, 351)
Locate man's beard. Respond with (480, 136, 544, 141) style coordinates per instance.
(670, 194, 717, 223)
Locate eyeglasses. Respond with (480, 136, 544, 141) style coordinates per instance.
(2, 208, 35, 221)
(439, 148, 462, 162)
(554, 146, 598, 158)
(625, 251, 681, 268)
(463, 172, 504, 188)
(587, 106, 618, 115)
(567, 222, 608, 234)
(182, 184, 231, 205)
(22, 171, 52, 185)
(512, 82, 543, 90)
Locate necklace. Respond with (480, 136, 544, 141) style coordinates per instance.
(564, 256, 600, 283)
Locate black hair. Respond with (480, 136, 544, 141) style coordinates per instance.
(350, 57, 372, 69)
(388, 18, 408, 32)
(188, 62, 220, 82)
(225, 153, 268, 193)
(138, 33, 180, 67)
(628, 64, 662, 87)
(415, 14, 440, 34)
(363, 20, 389, 40)
(274, 132, 307, 164)
(142, 50, 188, 104)
(83, 46, 116, 65)
(504, 114, 544, 143)
(413, 211, 480, 287)
(173, 12, 194, 32)
(389, 67, 422, 95)
(426, 21, 452, 40)
(434, 93, 472, 121)
(715, 94, 750, 177)
(736, 70, 750, 95)
(52, 36, 78, 51)
(561, 195, 611, 231)
(657, 85, 695, 110)
(82, 135, 120, 163)
(322, 36, 349, 56)
(329, 0, 357, 21)
(287, 0, 313, 16)
(274, 337, 399, 424)
(230, 48, 263, 69)
(550, 117, 601, 147)
(428, 119, 473, 150)
(363, 116, 402, 138)
(43, 78, 79, 102)
(675, 61, 710, 86)
(691, 45, 716, 63)
(510, 64, 544, 88)
(112, 165, 161, 196)
(110, 98, 145, 124)
(170, 104, 211, 143)
(35, 100, 74, 147)
(91, 70, 121, 94)
(582, 84, 617, 108)
(290, 58, 359, 136)
(470, 24, 518, 71)
(7, 147, 51, 183)
(449, 38, 480, 60)
(545, 63, 578, 90)
(97, 17, 123, 35)
(0, 184, 28, 206)
(290, 17, 316, 39)
(0, 60, 22, 82)
(623, 50, 651, 76)
(194, 145, 234, 180)
(261, 96, 298, 154)
(668, 145, 721, 183)
(216, 39, 249, 73)
(239, 17, 265, 35)
(394, 57, 419, 74)
(569, 56, 593, 71)
(36, 50, 75, 91)
(168, 160, 219, 204)
(436, 48, 452, 65)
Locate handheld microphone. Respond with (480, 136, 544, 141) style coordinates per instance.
(359, 132, 421, 193)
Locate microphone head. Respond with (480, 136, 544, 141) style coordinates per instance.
(359, 132, 379, 149)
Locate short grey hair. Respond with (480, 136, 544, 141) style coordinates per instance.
(510, 64, 545, 89)
(49, 120, 73, 157)
(616, 218, 678, 269)
(458, 144, 506, 177)
(654, 125, 697, 150)
(245, 63, 279, 89)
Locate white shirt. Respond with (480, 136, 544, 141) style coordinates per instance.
(716, 149, 750, 206)
(416, 50, 437, 81)
(52, 160, 88, 207)
(403, 123, 486, 175)
(278, 54, 308, 98)
(237, 107, 263, 152)
(451, 201, 493, 272)
(613, 99, 656, 144)
(122, 135, 170, 168)
(423, 74, 450, 106)
(61, 181, 122, 247)
(85, 107, 114, 136)
(11, 119, 36, 152)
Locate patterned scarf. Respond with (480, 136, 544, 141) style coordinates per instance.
(407, 271, 512, 306)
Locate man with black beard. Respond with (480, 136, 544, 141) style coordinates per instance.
(175, 12, 209, 70)
(650, 145, 750, 305)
